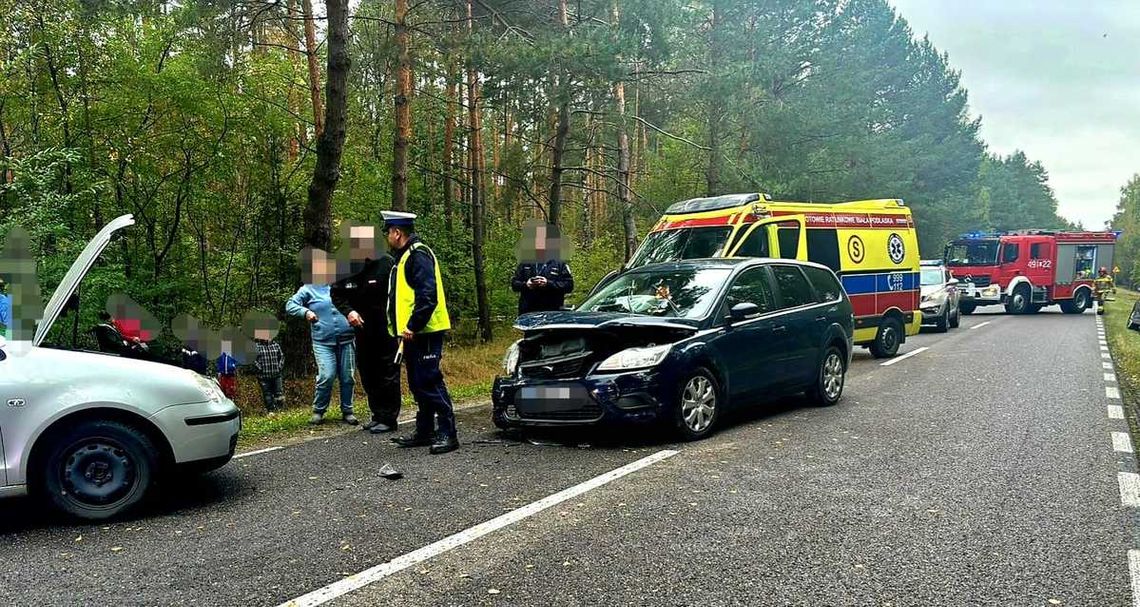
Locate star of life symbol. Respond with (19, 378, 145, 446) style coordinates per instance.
(887, 233, 905, 264)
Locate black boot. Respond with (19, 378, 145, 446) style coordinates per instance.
(429, 433, 459, 455)
(391, 433, 433, 448)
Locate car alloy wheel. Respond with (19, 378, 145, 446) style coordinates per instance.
(822, 352, 844, 401)
(681, 375, 716, 434)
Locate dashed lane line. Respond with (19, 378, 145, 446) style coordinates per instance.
(1119, 473, 1140, 507)
(1105, 353, 1114, 360)
(969, 321, 992, 330)
(277, 449, 681, 607)
(1108, 373, 1120, 383)
(1114, 432, 1135, 454)
(1129, 550, 1140, 607)
(1107, 362, 1117, 370)
(1110, 386, 1123, 400)
(1110, 405, 1126, 420)
(880, 347, 929, 367)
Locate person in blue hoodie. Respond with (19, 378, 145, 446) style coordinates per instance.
(287, 247, 358, 425)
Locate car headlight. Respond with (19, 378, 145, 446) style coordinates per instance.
(502, 340, 521, 375)
(982, 285, 1000, 298)
(195, 374, 224, 404)
(922, 290, 947, 305)
(597, 344, 672, 372)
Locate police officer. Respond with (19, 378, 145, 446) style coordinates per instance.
(510, 222, 574, 315)
(332, 224, 401, 434)
(383, 211, 459, 455)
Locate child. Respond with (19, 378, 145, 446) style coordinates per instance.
(252, 330, 285, 413)
(216, 351, 238, 400)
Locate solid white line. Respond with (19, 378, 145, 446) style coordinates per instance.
(1109, 386, 1123, 400)
(880, 347, 929, 366)
(1110, 405, 1126, 419)
(1113, 432, 1134, 453)
(969, 321, 992, 330)
(277, 449, 680, 607)
(1128, 550, 1140, 607)
(234, 446, 283, 459)
(1119, 473, 1140, 507)
(1107, 373, 1119, 383)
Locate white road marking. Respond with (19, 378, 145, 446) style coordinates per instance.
(1107, 373, 1119, 383)
(1102, 346, 1111, 352)
(1104, 353, 1114, 360)
(1128, 550, 1140, 607)
(1119, 473, 1140, 507)
(276, 449, 680, 607)
(234, 446, 283, 459)
(1109, 386, 1123, 400)
(969, 321, 992, 330)
(880, 347, 929, 367)
(1114, 432, 1135, 453)
(1110, 405, 1125, 419)
(1106, 362, 1116, 370)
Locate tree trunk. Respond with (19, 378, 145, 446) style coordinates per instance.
(443, 57, 457, 233)
(547, 0, 572, 226)
(613, 0, 636, 259)
(392, 0, 412, 212)
(468, 0, 492, 342)
(286, 0, 305, 155)
(705, 0, 725, 196)
(302, 0, 350, 251)
(301, 0, 324, 138)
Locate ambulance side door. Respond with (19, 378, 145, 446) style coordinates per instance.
(728, 216, 806, 260)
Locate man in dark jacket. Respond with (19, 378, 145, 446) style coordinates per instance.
(511, 222, 574, 315)
(331, 224, 401, 433)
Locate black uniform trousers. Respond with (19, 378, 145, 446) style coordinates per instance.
(405, 331, 456, 438)
(356, 329, 402, 425)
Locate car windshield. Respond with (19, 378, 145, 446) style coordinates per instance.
(920, 269, 944, 286)
(945, 240, 999, 266)
(578, 267, 730, 319)
(627, 227, 733, 268)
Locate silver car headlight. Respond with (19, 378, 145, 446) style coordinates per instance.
(597, 344, 672, 372)
(922, 290, 947, 305)
(502, 340, 521, 375)
(195, 374, 224, 404)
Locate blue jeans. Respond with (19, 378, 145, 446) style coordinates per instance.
(312, 340, 356, 415)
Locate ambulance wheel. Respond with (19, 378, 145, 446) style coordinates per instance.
(1005, 285, 1031, 315)
(870, 317, 903, 359)
(959, 302, 977, 315)
(949, 306, 961, 329)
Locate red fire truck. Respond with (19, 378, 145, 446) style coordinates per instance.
(943, 230, 1117, 315)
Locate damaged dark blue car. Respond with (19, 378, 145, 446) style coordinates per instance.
(492, 258, 854, 440)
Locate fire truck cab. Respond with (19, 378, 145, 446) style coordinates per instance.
(944, 230, 1117, 315)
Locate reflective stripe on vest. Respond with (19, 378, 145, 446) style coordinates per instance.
(389, 242, 451, 335)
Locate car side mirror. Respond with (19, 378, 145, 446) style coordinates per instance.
(948, 278, 959, 286)
(730, 302, 761, 322)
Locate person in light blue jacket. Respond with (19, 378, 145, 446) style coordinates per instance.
(287, 247, 358, 426)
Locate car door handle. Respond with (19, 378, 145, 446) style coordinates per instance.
(772, 325, 787, 334)
(815, 315, 827, 322)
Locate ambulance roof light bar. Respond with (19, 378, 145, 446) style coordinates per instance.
(665, 193, 770, 215)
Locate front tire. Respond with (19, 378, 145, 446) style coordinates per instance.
(935, 305, 950, 333)
(39, 420, 157, 520)
(959, 301, 977, 315)
(673, 367, 721, 441)
(949, 305, 961, 328)
(1005, 285, 1031, 315)
(806, 346, 847, 406)
(869, 317, 903, 358)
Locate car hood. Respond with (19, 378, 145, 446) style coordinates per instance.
(514, 310, 700, 332)
(28, 346, 216, 408)
(921, 285, 946, 298)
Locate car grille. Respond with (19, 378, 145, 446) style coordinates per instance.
(518, 402, 604, 421)
(519, 353, 593, 380)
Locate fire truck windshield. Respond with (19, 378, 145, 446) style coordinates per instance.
(945, 240, 1000, 267)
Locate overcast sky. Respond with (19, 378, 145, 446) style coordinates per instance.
(888, 0, 1140, 228)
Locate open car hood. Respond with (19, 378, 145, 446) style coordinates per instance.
(514, 310, 699, 333)
(34, 214, 135, 346)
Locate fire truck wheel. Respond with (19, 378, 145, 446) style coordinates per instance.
(959, 302, 977, 315)
(870, 317, 903, 358)
(1005, 285, 1031, 315)
(1062, 289, 1091, 314)
(949, 306, 961, 328)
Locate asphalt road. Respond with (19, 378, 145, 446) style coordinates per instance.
(1, 307, 1134, 606)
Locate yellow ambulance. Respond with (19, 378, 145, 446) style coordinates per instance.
(625, 193, 922, 358)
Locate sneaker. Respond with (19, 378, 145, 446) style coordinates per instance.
(391, 433, 433, 448)
(429, 434, 460, 455)
(368, 423, 397, 434)
(308, 413, 324, 425)
(342, 414, 360, 426)
(362, 420, 380, 431)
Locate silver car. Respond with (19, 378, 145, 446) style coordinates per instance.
(0, 215, 240, 520)
(919, 260, 961, 332)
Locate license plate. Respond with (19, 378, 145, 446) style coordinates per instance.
(521, 386, 573, 400)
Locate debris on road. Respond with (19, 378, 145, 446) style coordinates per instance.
(378, 463, 403, 480)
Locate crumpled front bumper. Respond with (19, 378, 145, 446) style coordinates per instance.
(492, 369, 672, 428)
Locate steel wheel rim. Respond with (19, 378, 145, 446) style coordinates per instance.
(823, 353, 844, 400)
(1013, 293, 1026, 310)
(1076, 291, 1088, 308)
(60, 439, 138, 508)
(882, 326, 898, 352)
(681, 376, 716, 433)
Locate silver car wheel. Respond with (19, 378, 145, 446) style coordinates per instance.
(681, 375, 716, 433)
(822, 352, 845, 401)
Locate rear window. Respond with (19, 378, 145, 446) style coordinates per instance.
(771, 265, 816, 308)
(802, 266, 843, 303)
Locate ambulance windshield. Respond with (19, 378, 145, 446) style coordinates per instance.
(628, 227, 733, 268)
(945, 240, 1000, 267)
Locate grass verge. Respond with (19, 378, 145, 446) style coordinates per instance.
(1103, 288, 1140, 451)
(233, 329, 516, 449)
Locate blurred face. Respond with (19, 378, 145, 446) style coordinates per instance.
(302, 248, 337, 284)
(350, 225, 377, 261)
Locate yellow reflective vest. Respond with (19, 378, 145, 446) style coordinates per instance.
(389, 241, 451, 336)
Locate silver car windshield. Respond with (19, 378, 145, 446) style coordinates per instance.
(920, 269, 944, 286)
(579, 268, 730, 319)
